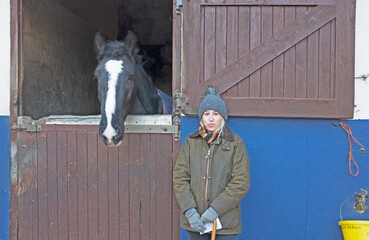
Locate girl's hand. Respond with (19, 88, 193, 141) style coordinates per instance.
(200, 207, 218, 223)
(185, 208, 206, 232)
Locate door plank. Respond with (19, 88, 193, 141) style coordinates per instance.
(237, 6, 251, 97)
(107, 147, 119, 240)
(77, 132, 88, 240)
(129, 134, 141, 240)
(295, 7, 308, 98)
(87, 133, 98, 240)
(47, 132, 59, 239)
(204, 6, 216, 83)
(260, 6, 273, 98)
(335, 0, 355, 116)
(118, 135, 130, 240)
(97, 138, 109, 239)
(140, 134, 152, 240)
(37, 132, 49, 240)
(155, 134, 173, 240)
(272, 6, 285, 98)
(67, 132, 78, 240)
(307, 30, 319, 99)
(283, 6, 297, 98)
(215, 6, 227, 75)
(249, 6, 261, 97)
(318, 23, 332, 99)
(225, 6, 240, 96)
(57, 132, 69, 240)
(17, 132, 35, 240)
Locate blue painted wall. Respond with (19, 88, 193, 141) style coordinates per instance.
(0, 116, 9, 239)
(179, 117, 369, 240)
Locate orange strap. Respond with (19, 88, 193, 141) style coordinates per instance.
(339, 122, 364, 177)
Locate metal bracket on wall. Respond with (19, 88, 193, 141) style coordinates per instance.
(12, 116, 41, 133)
(173, 89, 181, 141)
(175, 0, 183, 14)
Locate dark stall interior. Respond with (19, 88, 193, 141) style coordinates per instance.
(22, 0, 173, 120)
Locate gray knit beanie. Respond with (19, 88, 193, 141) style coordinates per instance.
(199, 86, 228, 120)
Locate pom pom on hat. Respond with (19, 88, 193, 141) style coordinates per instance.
(198, 86, 228, 120)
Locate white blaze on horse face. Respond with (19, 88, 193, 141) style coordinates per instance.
(103, 60, 123, 143)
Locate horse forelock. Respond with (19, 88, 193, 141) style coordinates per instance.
(102, 41, 143, 64)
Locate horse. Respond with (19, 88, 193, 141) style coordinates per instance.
(94, 31, 172, 146)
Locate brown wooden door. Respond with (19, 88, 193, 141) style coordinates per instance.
(179, 0, 355, 119)
(10, 123, 180, 240)
(10, 0, 181, 239)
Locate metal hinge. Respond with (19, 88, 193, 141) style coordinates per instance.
(12, 116, 41, 133)
(173, 89, 182, 141)
(175, 0, 183, 14)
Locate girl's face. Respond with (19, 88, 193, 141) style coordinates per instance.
(202, 110, 223, 133)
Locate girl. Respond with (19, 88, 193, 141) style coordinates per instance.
(173, 86, 250, 240)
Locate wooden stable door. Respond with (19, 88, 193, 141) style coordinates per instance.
(10, 0, 181, 239)
(178, 0, 355, 119)
(10, 123, 180, 240)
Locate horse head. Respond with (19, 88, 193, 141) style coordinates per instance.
(94, 31, 164, 146)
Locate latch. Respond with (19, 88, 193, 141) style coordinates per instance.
(12, 116, 41, 133)
(173, 89, 181, 141)
(175, 0, 183, 14)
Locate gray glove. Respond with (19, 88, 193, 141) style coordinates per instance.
(200, 207, 218, 223)
(185, 208, 206, 232)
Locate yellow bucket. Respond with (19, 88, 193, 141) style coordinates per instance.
(339, 221, 369, 240)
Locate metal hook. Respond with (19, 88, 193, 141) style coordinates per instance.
(331, 119, 341, 127)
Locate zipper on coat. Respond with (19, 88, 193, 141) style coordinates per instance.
(204, 148, 211, 209)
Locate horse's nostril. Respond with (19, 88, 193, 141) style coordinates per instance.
(113, 132, 124, 144)
(101, 135, 110, 145)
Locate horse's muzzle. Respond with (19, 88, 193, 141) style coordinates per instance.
(106, 140, 122, 147)
(99, 126, 125, 146)
(101, 135, 123, 146)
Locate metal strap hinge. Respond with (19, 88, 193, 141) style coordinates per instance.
(12, 116, 41, 133)
(173, 90, 181, 141)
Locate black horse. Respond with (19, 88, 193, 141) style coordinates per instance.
(94, 31, 172, 146)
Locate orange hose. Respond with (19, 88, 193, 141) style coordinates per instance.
(211, 220, 217, 240)
(339, 122, 364, 177)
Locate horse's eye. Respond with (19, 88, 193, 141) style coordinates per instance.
(128, 74, 135, 80)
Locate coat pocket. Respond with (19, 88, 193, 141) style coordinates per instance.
(219, 205, 240, 229)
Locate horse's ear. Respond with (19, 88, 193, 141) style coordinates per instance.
(94, 32, 106, 62)
(125, 31, 138, 61)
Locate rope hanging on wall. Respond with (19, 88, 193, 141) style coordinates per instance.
(332, 120, 365, 177)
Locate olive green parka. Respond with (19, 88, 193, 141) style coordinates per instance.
(173, 125, 250, 235)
